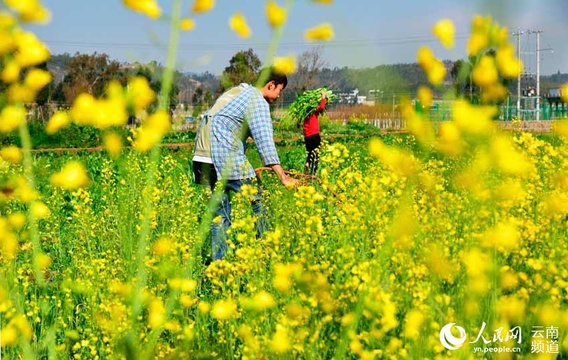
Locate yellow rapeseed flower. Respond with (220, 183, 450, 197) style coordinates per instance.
(7, 212, 26, 230)
(561, 82, 568, 104)
(496, 44, 522, 78)
(192, 0, 215, 13)
(1, 60, 21, 83)
(417, 86, 433, 108)
(180, 18, 196, 31)
(269, 325, 291, 353)
(481, 221, 520, 252)
(432, 19, 454, 49)
(122, 0, 162, 19)
(273, 55, 296, 75)
(126, 76, 156, 113)
(0, 12, 17, 29)
(211, 298, 237, 320)
(148, 298, 166, 328)
(31, 201, 50, 219)
(0, 326, 18, 346)
(24, 68, 52, 91)
(103, 132, 123, 158)
(403, 309, 425, 339)
(13, 31, 50, 67)
(5, 0, 51, 24)
(71, 93, 97, 125)
(0, 105, 26, 133)
(467, 32, 489, 57)
(46, 111, 70, 134)
(312, 0, 332, 3)
(266, 0, 287, 28)
(229, 13, 251, 38)
(472, 55, 498, 87)
(304, 23, 334, 41)
(0, 145, 23, 164)
(35, 252, 52, 270)
(51, 161, 90, 190)
(416, 46, 445, 85)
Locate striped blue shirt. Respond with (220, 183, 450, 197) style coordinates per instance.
(210, 84, 280, 180)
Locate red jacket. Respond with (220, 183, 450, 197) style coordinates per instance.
(303, 98, 326, 137)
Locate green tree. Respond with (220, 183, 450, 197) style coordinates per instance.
(62, 52, 126, 105)
(219, 48, 261, 91)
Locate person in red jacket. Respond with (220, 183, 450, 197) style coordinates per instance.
(301, 89, 327, 174)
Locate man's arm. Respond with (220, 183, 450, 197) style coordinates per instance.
(268, 164, 299, 188)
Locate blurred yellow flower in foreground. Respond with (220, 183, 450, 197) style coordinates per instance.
(192, 0, 215, 13)
(0, 145, 23, 164)
(24, 68, 52, 91)
(51, 161, 90, 190)
(31, 201, 50, 219)
(229, 13, 251, 38)
(1, 61, 21, 83)
(432, 18, 454, 48)
(416, 46, 446, 85)
(561, 82, 568, 104)
(180, 18, 196, 31)
(472, 55, 498, 87)
(496, 44, 522, 78)
(0, 105, 26, 133)
(133, 110, 171, 152)
(123, 0, 162, 19)
(273, 55, 296, 75)
(266, 0, 287, 28)
(126, 76, 156, 113)
(211, 298, 237, 320)
(14, 31, 50, 68)
(5, 0, 51, 24)
(46, 111, 70, 134)
(103, 132, 123, 158)
(304, 23, 334, 41)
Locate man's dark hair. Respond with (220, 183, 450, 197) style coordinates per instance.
(256, 67, 288, 89)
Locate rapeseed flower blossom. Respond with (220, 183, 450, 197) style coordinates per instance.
(266, 0, 287, 28)
(432, 18, 454, 48)
(45, 111, 70, 134)
(23, 68, 51, 91)
(51, 161, 90, 190)
(192, 0, 215, 13)
(229, 13, 251, 38)
(5, 0, 51, 23)
(180, 18, 195, 31)
(273, 55, 296, 75)
(0, 105, 25, 133)
(211, 298, 237, 320)
(0, 146, 23, 164)
(1, 61, 20, 83)
(123, 0, 161, 19)
(304, 23, 334, 41)
(13, 31, 50, 67)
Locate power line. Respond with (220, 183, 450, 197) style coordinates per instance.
(40, 33, 472, 52)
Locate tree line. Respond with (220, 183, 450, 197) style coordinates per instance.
(16, 47, 568, 115)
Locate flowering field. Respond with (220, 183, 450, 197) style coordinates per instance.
(2, 0, 568, 359)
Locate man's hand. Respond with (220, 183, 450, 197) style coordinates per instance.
(269, 164, 299, 189)
(282, 176, 299, 189)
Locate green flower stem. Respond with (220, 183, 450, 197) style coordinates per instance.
(18, 120, 44, 286)
(130, 0, 183, 353)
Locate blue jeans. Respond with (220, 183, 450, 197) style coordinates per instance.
(211, 178, 267, 261)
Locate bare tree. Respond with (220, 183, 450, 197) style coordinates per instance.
(290, 46, 329, 95)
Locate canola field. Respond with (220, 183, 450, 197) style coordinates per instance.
(1, 0, 568, 359)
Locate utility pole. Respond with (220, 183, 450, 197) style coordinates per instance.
(513, 29, 523, 118)
(533, 30, 543, 121)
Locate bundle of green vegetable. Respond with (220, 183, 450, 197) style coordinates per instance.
(281, 87, 337, 128)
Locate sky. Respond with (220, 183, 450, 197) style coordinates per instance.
(25, 0, 568, 76)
